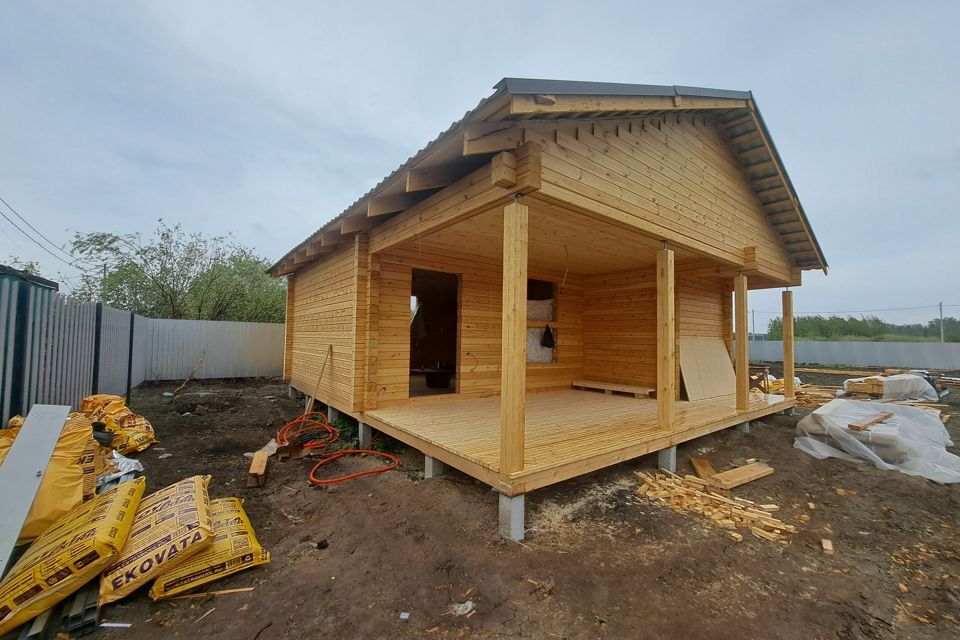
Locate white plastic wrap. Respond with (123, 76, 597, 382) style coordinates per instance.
(794, 399, 960, 483)
(843, 374, 938, 401)
(95, 450, 145, 487)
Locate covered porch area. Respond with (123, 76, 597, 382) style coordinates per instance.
(362, 389, 794, 495)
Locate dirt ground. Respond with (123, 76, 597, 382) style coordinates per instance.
(91, 372, 959, 640)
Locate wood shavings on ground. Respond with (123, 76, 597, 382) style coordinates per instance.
(635, 471, 797, 543)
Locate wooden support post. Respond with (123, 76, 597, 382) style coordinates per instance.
(656, 247, 675, 431)
(499, 200, 528, 474)
(735, 274, 749, 411)
(782, 290, 795, 399)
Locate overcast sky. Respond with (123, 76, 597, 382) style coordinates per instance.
(1, 1, 957, 328)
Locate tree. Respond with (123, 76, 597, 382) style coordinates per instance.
(70, 220, 285, 322)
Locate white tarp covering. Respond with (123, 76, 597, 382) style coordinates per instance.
(795, 399, 960, 483)
(843, 374, 938, 402)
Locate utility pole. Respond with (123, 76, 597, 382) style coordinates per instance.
(751, 309, 756, 341)
(940, 301, 945, 343)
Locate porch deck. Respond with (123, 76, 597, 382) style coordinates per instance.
(362, 390, 793, 495)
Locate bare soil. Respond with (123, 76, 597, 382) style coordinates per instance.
(91, 375, 958, 640)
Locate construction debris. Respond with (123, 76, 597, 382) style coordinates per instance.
(710, 462, 775, 490)
(821, 538, 834, 554)
(247, 450, 269, 487)
(635, 471, 796, 543)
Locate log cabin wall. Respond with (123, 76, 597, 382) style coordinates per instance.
(526, 115, 794, 281)
(373, 242, 584, 407)
(287, 242, 359, 411)
(582, 265, 731, 391)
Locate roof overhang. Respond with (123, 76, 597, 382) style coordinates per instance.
(270, 78, 826, 276)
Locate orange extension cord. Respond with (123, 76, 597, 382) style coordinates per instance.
(275, 411, 399, 486)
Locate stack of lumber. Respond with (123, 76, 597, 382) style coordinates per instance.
(794, 383, 841, 408)
(844, 378, 886, 396)
(635, 470, 796, 543)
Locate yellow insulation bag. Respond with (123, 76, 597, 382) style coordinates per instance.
(110, 414, 157, 454)
(0, 478, 145, 636)
(100, 475, 213, 605)
(17, 413, 95, 544)
(149, 497, 270, 599)
(80, 394, 157, 454)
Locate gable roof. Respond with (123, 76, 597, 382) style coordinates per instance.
(271, 78, 826, 276)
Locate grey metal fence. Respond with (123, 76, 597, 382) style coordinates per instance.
(0, 272, 284, 422)
(750, 340, 960, 370)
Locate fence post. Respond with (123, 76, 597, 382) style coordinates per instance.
(125, 311, 135, 403)
(8, 283, 29, 419)
(91, 302, 103, 395)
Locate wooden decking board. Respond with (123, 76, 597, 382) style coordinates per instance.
(365, 390, 792, 494)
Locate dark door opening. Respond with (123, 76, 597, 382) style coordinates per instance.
(409, 269, 459, 397)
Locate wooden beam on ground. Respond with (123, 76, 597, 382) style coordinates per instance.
(0, 405, 70, 575)
(782, 290, 795, 399)
(711, 462, 773, 490)
(690, 457, 717, 479)
(463, 126, 524, 156)
(246, 451, 268, 487)
(367, 192, 424, 217)
(735, 274, 749, 411)
(500, 201, 528, 474)
(657, 247, 675, 430)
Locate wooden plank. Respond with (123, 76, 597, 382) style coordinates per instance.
(367, 192, 423, 217)
(0, 404, 71, 575)
(678, 337, 736, 401)
(690, 457, 717, 480)
(490, 151, 517, 187)
(782, 290, 794, 399)
(571, 379, 653, 397)
(711, 462, 773, 490)
(509, 94, 749, 116)
(406, 165, 464, 192)
(848, 412, 893, 431)
(734, 274, 749, 410)
(463, 126, 524, 156)
(500, 201, 528, 474)
(657, 248, 675, 429)
(341, 214, 378, 234)
(247, 451, 268, 487)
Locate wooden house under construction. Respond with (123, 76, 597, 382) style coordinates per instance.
(270, 78, 826, 539)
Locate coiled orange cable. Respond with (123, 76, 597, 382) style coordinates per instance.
(275, 411, 399, 485)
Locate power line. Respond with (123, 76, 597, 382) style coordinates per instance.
(751, 304, 958, 315)
(0, 206, 91, 270)
(0, 193, 97, 269)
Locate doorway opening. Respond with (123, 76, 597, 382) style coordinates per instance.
(409, 269, 459, 397)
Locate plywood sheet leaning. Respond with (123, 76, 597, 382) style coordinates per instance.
(678, 337, 736, 401)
